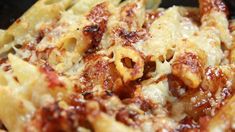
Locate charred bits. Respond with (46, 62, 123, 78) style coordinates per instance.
(83, 2, 110, 53)
(28, 103, 78, 132)
(116, 27, 147, 44)
(199, 0, 229, 16)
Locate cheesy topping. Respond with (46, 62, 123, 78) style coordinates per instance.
(0, 0, 234, 132)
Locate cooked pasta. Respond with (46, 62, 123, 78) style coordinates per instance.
(0, 0, 234, 131)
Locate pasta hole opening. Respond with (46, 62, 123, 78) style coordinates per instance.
(144, 61, 156, 73)
(7, 48, 16, 56)
(166, 49, 175, 62)
(108, 52, 114, 58)
(121, 57, 136, 69)
(158, 55, 165, 63)
(62, 37, 77, 52)
(44, 0, 62, 5)
(14, 44, 22, 49)
(0, 121, 6, 131)
(143, 61, 156, 79)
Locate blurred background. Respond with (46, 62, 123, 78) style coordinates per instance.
(0, 0, 234, 29)
(0, 0, 36, 29)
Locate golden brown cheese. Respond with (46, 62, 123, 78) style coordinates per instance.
(0, 0, 234, 132)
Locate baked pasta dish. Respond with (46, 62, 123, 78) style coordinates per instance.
(0, 0, 234, 131)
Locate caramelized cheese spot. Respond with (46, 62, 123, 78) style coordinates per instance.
(83, 2, 110, 52)
(80, 55, 122, 92)
(120, 3, 138, 28)
(39, 64, 65, 88)
(199, 0, 228, 16)
(27, 103, 78, 132)
(201, 67, 227, 93)
(116, 28, 147, 44)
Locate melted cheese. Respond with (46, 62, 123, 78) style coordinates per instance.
(135, 6, 198, 59)
(188, 29, 223, 66)
(0, 0, 234, 131)
(141, 79, 170, 105)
